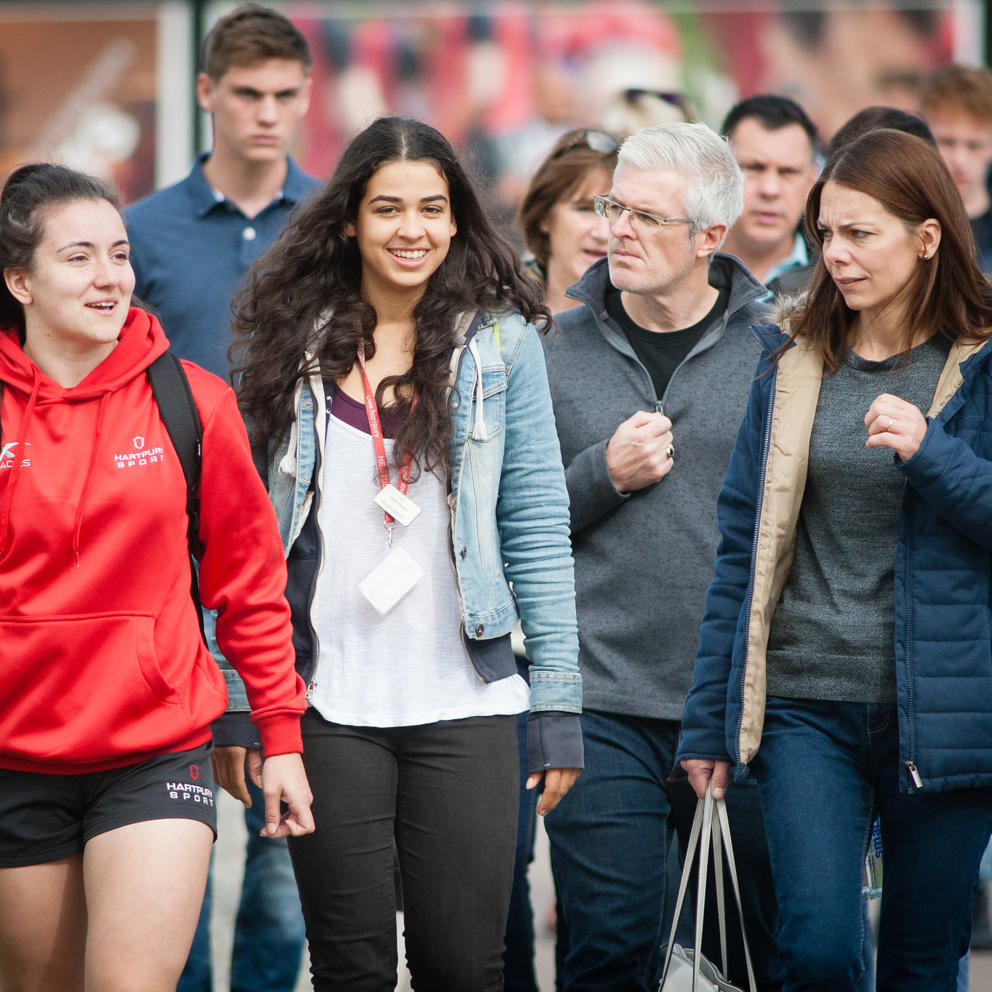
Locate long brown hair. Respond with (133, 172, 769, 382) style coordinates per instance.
(231, 117, 547, 477)
(791, 128, 992, 371)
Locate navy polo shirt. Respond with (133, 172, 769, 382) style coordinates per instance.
(125, 154, 320, 379)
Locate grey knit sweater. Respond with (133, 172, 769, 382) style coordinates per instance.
(766, 337, 949, 703)
(542, 255, 769, 719)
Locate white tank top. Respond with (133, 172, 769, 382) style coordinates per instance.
(308, 405, 528, 727)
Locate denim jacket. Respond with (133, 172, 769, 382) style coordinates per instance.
(230, 310, 583, 770)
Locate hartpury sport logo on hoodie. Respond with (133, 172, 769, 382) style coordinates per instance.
(112, 435, 167, 469)
(0, 441, 31, 469)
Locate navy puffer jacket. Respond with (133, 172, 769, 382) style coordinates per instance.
(678, 324, 992, 795)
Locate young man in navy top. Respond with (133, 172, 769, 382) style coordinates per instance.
(127, 2, 316, 378)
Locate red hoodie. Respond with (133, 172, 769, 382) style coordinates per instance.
(0, 308, 305, 774)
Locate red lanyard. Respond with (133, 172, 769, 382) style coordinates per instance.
(356, 345, 416, 526)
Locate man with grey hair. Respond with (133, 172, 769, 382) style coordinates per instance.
(542, 122, 778, 991)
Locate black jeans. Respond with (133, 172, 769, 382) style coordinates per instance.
(289, 709, 519, 991)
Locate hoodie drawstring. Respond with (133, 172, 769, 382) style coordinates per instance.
(71, 392, 111, 566)
(0, 370, 41, 558)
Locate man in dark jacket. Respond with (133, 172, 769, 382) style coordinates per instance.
(721, 94, 819, 297)
(542, 122, 778, 991)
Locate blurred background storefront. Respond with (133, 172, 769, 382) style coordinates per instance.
(0, 0, 987, 217)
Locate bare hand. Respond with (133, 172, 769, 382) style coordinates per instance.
(526, 767, 581, 816)
(259, 752, 315, 838)
(681, 758, 731, 800)
(865, 393, 927, 462)
(605, 411, 675, 492)
(211, 746, 252, 806)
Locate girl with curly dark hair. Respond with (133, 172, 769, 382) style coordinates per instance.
(228, 116, 583, 991)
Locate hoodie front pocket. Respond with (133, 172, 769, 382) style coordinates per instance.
(0, 612, 193, 765)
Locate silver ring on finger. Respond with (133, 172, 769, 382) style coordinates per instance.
(666, 444, 675, 459)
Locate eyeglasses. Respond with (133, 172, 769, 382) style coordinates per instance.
(551, 129, 621, 160)
(593, 195, 692, 230)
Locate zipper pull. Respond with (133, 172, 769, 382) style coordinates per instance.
(306, 678, 317, 701)
(905, 760, 923, 789)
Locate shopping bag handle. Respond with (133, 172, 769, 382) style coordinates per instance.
(658, 783, 758, 991)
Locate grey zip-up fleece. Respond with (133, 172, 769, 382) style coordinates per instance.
(542, 253, 769, 719)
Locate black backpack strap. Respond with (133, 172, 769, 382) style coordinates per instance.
(147, 352, 206, 639)
(4, 363, 200, 541)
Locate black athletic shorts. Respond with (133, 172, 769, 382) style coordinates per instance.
(0, 743, 218, 868)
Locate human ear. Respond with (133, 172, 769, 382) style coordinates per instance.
(695, 222, 727, 259)
(3, 267, 31, 306)
(917, 219, 941, 260)
(343, 220, 356, 238)
(196, 73, 215, 114)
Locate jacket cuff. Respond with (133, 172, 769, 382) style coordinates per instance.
(527, 711, 584, 773)
(529, 670, 582, 713)
(675, 730, 733, 766)
(211, 710, 259, 748)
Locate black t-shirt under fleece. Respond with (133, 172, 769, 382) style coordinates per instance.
(605, 268, 731, 398)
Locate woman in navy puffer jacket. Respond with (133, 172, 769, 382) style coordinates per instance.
(679, 129, 992, 992)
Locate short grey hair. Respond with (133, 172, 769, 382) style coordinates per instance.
(617, 122, 743, 241)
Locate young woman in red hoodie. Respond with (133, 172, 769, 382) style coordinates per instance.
(0, 163, 314, 991)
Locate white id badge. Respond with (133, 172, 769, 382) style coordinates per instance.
(374, 483, 422, 526)
(358, 546, 424, 615)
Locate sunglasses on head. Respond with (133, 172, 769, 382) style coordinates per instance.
(551, 129, 622, 160)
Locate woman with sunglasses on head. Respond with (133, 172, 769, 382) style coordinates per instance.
(506, 125, 619, 991)
(229, 116, 582, 992)
(519, 128, 621, 315)
(679, 128, 992, 991)
(0, 162, 312, 992)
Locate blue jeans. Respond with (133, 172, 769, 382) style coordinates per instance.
(178, 779, 306, 992)
(755, 697, 992, 992)
(504, 709, 539, 992)
(545, 711, 780, 991)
